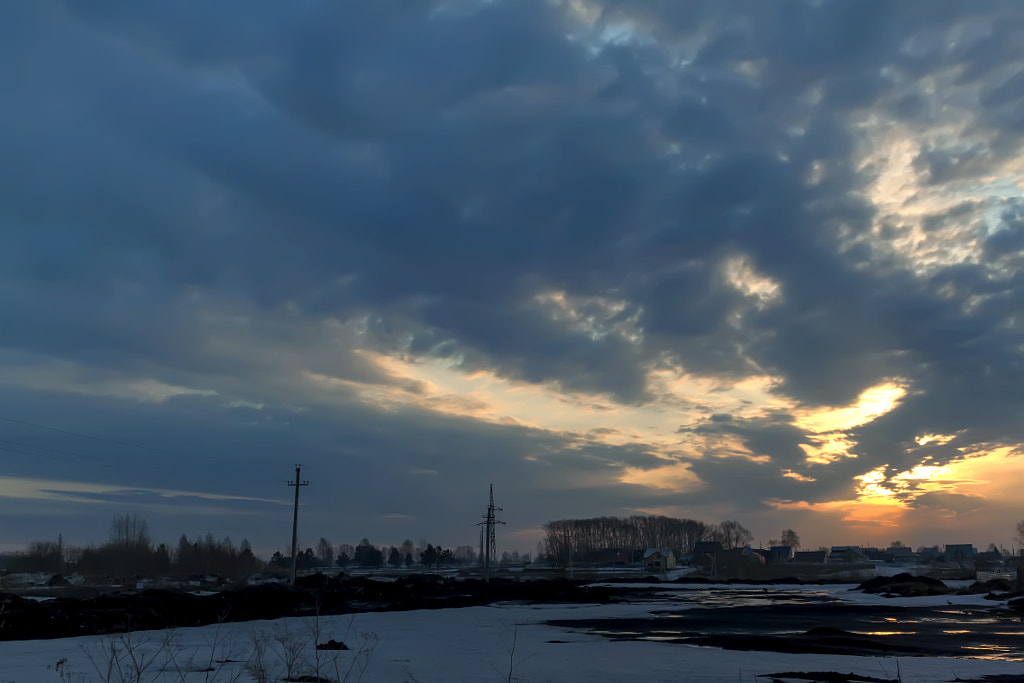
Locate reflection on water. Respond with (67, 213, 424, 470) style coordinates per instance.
(962, 644, 1016, 660)
(551, 587, 1024, 661)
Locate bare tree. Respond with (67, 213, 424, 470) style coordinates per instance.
(780, 529, 801, 550)
(105, 513, 152, 578)
(717, 520, 752, 549)
(542, 515, 717, 566)
(316, 537, 334, 568)
(109, 513, 151, 551)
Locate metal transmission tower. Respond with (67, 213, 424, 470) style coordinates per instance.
(480, 483, 505, 579)
(287, 464, 309, 584)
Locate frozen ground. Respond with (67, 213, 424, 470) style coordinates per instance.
(1, 583, 1022, 682)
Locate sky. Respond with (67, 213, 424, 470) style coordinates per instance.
(2, 0, 1024, 557)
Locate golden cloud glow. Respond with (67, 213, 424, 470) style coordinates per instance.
(795, 382, 906, 433)
(292, 321, 1018, 536)
(307, 348, 925, 506)
(770, 445, 1023, 546)
(855, 466, 897, 499)
(914, 445, 1015, 501)
(787, 381, 908, 465)
(850, 68, 1024, 280)
(769, 495, 906, 531)
(618, 460, 702, 491)
(533, 290, 642, 343)
(312, 350, 791, 459)
(892, 464, 953, 486)
(720, 255, 783, 307)
(799, 433, 857, 465)
(915, 433, 958, 446)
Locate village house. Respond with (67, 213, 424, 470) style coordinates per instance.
(793, 550, 827, 563)
(887, 546, 919, 563)
(643, 548, 676, 573)
(944, 544, 976, 564)
(692, 541, 722, 559)
(588, 548, 631, 567)
(828, 546, 868, 563)
(766, 546, 793, 563)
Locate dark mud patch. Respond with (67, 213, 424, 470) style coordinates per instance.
(0, 575, 625, 641)
(755, 672, 899, 682)
(857, 573, 949, 597)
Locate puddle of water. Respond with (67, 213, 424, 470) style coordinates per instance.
(551, 592, 1024, 661)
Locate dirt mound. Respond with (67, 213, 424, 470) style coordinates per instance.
(961, 578, 1016, 595)
(855, 573, 949, 597)
(759, 672, 899, 682)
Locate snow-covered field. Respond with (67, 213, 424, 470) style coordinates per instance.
(2, 583, 1022, 682)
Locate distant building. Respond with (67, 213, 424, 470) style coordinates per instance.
(975, 551, 1004, 571)
(712, 547, 766, 579)
(829, 546, 868, 563)
(862, 548, 890, 562)
(748, 548, 769, 564)
(643, 548, 676, 573)
(975, 548, 1003, 563)
(794, 550, 827, 563)
(589, 548, 630, 567)
(944, 544, 976, 563)
(693, 541, 722, 558)
(766, 546, 793, 563)
(888, 546, 918, 563)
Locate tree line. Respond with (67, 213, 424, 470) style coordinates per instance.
(268, 537, 485, 571)
(1, 514, 263, 580)
(542, 515, 778, 567)
(0, 514, 487, 579)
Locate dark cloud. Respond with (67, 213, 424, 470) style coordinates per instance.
(912, 491, 986, 516)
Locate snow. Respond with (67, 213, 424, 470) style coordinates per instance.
(1, 584, 1022, 682)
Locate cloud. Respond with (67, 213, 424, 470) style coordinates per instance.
(1, 0, 1023, 551)
(910, 491, 985, 516)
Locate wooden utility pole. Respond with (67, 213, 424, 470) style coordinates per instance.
(288, 464, 309, 584)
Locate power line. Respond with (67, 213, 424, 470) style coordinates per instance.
(0, 437, 128, 466)
(0, 443, 42, 458)
(0, 414, 155, 452)
(0, 415, 207, 486)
